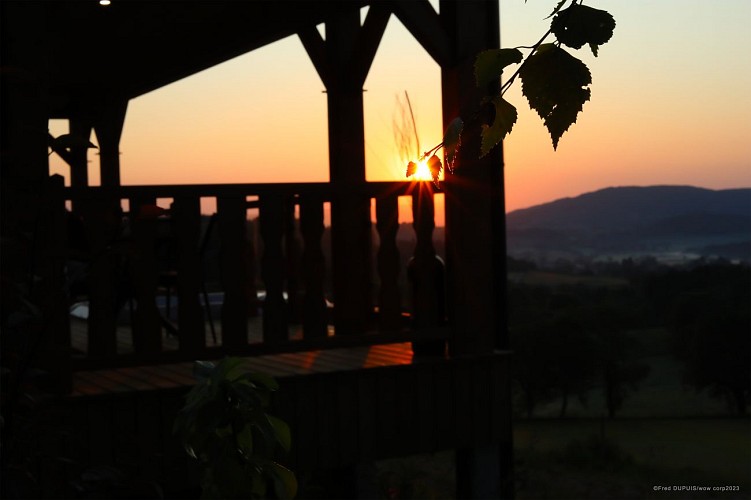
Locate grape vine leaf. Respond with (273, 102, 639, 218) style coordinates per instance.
(480, 96, 517, 158)
(551, 4, 615, 56)
(406, 161, 417, 178)
(519, 44, 591, 150)
(545, 0, 569, 19)
(442, 117, 464, 173)
(474, 48, 523, 88)
(427, 154, 442, 184)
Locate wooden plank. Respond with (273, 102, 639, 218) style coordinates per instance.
(86, 400, 113, 466)
(416, 365, 435, 453)
(432, 363, 454, 451)
(292, 376, 318, 469)
(135, 392, 162, 482)
(375, 369, 398, 458)
(471, 359, 492, 446)
(315, 375, 338, 467)
(454, 362, 474, 449)
(112, 398, 138, 470)
(357, 371, 377, 461)
(335, 372, 359, 465)
(395, 366, 419, 457)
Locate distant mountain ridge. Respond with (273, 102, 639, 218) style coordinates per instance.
(505, 186, 751, 263)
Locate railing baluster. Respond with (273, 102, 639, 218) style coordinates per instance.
(172, 196, 205, 355)
(410, 184, 446, 356)
(376, 194, 402, 331)
(129, 197, 163, 355)
(284, 197, 302, 323)
(259, 194, 289, 344)
(81, 196, 120, 357)
(299, 194, 327, 338)
(217, 196, 249, 348)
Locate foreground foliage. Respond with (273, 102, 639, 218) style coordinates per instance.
(408, 0, 616, 183)
(174, 358, 297, 499)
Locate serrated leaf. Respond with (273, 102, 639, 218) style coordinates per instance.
(442, 117, 463, 173)
(49, 133, 98, 150)
(520, 44, 591, 149)
(193, 360, 215, 381)
(243, 371, 279, 392)
(551, 4, 615, 53)
(266, 414, 292, 452)
(427, 154, 442, 184)
(545, 0, 569, 19)
(474, 48, 523, 88)
(267, 462, 298, 500)
(236, 424, 254, 456)
(480, 96, 517, 158)
(406, 161, 417, 178)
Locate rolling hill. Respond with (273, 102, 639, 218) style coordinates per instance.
(505, 186, 751, 263)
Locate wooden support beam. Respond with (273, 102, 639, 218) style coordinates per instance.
(349, 3, 391, 86)
(391, 0, 452, 66)
(69, 115, 93, 188)
(93, 99, 128, 187)
(297, 27, 330, 88)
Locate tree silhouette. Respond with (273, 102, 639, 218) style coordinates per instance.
(667, 265, 751, 415)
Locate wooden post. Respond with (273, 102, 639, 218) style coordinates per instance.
(326, 9, 372, 335)
(93, 99, 127, 187)
(299, 4, 389, 335)
(69, 114, 93, 189)
(438, 0, 512, 497)
(440, 0, 504, 358)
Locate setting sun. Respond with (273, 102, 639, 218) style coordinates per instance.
(411, 158, 434, 181)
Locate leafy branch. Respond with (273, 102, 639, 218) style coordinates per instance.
(406, 0, 616, 184)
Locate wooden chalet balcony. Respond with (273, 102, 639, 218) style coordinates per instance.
(32, 179, 512, 494)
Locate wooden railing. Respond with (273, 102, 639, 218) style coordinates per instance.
(61, 181, 448, 371)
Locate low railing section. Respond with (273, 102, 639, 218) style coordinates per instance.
(60, 181, 448, 371)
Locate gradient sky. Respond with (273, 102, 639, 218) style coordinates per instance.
(49, 0, 751, 214)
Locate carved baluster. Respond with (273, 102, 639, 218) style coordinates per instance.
(172, 196, 205, 355)
(410, 184, 446, 356)
(259, 194, 288, 344)
(375, 194, 402, 331)
(299, 194, 327, 338)
(284, 197, 302, 323)
(217, 196, 249, 348)
(129, 196, 162, 355)
(81, 196, 120, 357)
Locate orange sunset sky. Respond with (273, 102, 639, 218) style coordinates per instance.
(49, 0, 751, 215)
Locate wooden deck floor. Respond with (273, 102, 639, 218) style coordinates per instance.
(70, 315, 416, 397)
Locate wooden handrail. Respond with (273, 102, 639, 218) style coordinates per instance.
(61, 180, 447, 375)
